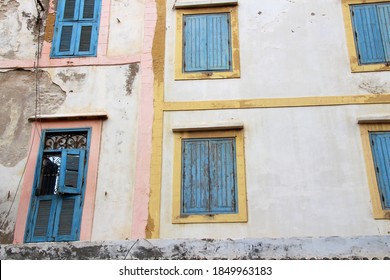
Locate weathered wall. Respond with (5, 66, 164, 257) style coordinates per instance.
(160, 106, 390, 239)
(0, 69, 66, 243)
(1, 236, 390, 259)
(164, 0, 390, 101)
(0, 0, 47, 61)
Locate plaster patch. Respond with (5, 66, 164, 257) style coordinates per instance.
(125, 63, 140, 95)
(359, 79, 390, 94)
(57, 71, 87, 83)
(0, 70, 66, 167)
(0, 0, 20, 20)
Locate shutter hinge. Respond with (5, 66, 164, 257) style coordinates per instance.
(351, 11, 354, 17)
(371, 140, 374, 146)
(376, 167, 380, 173)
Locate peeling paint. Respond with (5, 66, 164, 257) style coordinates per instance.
(0, 69, 66, 167)
(0, 0, 20, 21)
(57, 71, 87, 83)
(125, 63, 139, 95)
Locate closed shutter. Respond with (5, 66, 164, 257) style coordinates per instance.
(184, 13, 231, 72)
(209, 139, 237, 213)
(351, 5, 386, 64)
(207, 14, 231, 71)
(182, 139, 210, 213)
(58, 149, 86, 194)
(29, 197, 57, 242)
(377, 4, 390, 62)
(370, 133, 390, 209)
(53, 196, 82, 241)
(52, 0, 100, 57)
(184, 15, 208, 72)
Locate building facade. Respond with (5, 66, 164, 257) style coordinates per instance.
(0, 0, 390, 258)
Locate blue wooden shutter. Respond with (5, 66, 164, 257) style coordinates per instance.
(207, 13, 231, 71)
(184, 15, 208, 72)
(53, 196, 82, 241)
(370, 132, 390, 209)
(58, 149, 86, 194)
(209, 139, 237, 213)
(351, 4, 386, 64)
(52, 0, 100, 57)
(28, 196, 57, 242)
(377, 4, 390, 62)
(182, 139, 210, 214)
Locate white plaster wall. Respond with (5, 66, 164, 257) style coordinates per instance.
(46, 65, 140, 240)
(107, 0, 145, 57)
(164, 0, 390, 101)
(0, 0, 38, 61)
(160, 105, 390, 239)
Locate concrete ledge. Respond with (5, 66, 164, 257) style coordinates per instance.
(28, 112, 108, 122)
(1, 236, 390, 260)
(172, 121, 244, 132)
(358, 115, 390, 124)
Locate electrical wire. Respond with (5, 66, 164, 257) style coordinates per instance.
(0, 3, 44, 232)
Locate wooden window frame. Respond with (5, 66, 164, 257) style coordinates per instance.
(342, 0, 390, 72)
(359, 122, 390, 219)
(24, 128, 91, 242)
(51, 0, 101, 58)
(175, 6, 240, 80)
(172, 129, 247, 223)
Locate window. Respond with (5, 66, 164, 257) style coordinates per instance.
(172, 129, 247, 223)
(369, 132, 390, 209)
(51, 0, 101, 58)
(175, 6, 240, 80)
(342, 0, 390, 72)
(359, 122, 390, 219)
(24, 129, 90, 242)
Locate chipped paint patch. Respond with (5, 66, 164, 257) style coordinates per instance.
(359, 79, 390, 94)
(0, 69, 66, 167)
(57, 71, 87, 83)
(125, 63, 139, 95)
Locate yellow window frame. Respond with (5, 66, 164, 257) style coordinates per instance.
(341, 0, 390, 72)
(175, 6, 241, 80)
(359, 122, 390, 219)
(172, 129, 247, 223)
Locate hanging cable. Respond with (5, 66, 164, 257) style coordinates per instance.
(0, 3, 45, 232)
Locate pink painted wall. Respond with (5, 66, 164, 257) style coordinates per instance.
(131, 0, 157, 239)
(13, 120, 103, 243)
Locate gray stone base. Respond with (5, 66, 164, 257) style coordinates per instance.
(1, 236, 390, 260)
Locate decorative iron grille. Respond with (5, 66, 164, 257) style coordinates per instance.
(44, 132, 88, 150)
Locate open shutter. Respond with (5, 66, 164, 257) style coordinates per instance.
(28, 196, 57, 242)
(209, 139, 237, 213)
(53, 195, 82, 241)
(184, 15, 208, 72)
(351, 5, 386, 64)
(377, 4, 390, 62)
(370, 133, 390, 209)
(58, 149, 86, 194)
(182, 139, 210, 214)
(207, 13, 231, 71)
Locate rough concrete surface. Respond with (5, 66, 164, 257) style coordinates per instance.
(1, 236, 389, 260)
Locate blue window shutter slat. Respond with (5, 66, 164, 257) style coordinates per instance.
(80, 0, 96, 19)
(370, 133, 390, 209)
(352, 5, 385, 64)
(377, 4, 390, 61)
(57, 23, 77, 54)
(53, 196, 81, 241)
(209, 139, 237, 213)
(184, 15, 208, 72)
(182, 139, 210, 214)
(207, 14, 231, 71)
(58, 149, 85, 194)
(28, 196, 57, 242)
